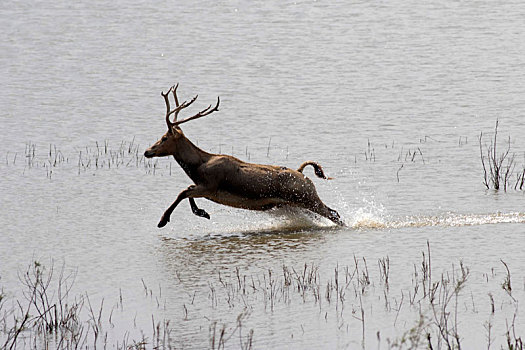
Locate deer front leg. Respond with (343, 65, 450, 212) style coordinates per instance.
(189, 198, 210, 219)
(158, 185, 210, 228)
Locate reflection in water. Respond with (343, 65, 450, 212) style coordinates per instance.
(156, 218, 338, 288)
(158, 209, 525, 287)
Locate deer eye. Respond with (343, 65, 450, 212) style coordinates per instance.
(161, 136, 168, 142)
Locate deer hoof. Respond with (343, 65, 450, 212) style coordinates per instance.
(195, 209, 210, 219)
(158, 217, 169, 228)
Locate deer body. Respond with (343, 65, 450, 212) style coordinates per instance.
(144, 84, 344, 227)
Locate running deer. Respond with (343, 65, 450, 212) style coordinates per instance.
(144, 84, 344, 227)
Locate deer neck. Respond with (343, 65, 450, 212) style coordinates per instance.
(172, 134, 211, 180)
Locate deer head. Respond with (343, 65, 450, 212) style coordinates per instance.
(144, 84, 220, 158)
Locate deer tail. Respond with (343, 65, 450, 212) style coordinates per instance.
(297, 161, 333, 180)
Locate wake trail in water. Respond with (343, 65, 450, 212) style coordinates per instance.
(176, 208, 525, 239)
(349, 211, 525, 230)
(238, 208, 525, 234)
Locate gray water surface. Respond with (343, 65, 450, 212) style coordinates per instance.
(1, 0, 525, 348)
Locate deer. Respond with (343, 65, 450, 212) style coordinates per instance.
(144, 84, 345, 228)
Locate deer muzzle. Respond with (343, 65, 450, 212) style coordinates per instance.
(144, 149, 155, 158)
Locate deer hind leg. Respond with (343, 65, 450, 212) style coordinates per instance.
(306, 202, 345, 226)
(158, 185, 210, 228)
(297, 161, 333, 180)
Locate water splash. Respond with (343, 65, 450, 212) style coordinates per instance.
(178, 207, 333, 239)
(347, 206, 388, 229)
(260, 206, 332, 230)
(338, 197, 389, 229)
(169, 202, 525, 240)
(335, 192, 525, 229)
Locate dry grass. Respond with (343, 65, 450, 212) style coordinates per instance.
(479, 120, 525, 191)
(1, 244, 523, 349)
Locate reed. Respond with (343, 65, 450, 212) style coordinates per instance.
(5, 137, 299, 179)
(478, 120, 525, 191)
(1, 248, 523, 349)
(378, 256, 390, 290)
(6, 138, 167, 178)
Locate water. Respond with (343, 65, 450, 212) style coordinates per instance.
(1, 0, 525, 348)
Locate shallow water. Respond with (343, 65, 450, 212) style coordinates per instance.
(1, 0, 525, 348)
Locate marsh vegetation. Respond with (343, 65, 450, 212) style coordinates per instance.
(479, 121, 525, 191)
(2, 240, 523, 349)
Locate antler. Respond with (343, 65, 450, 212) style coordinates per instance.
(174, 96, 220, 126)
(161, 84, 198, 130)
(161, 84, 219, 130)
